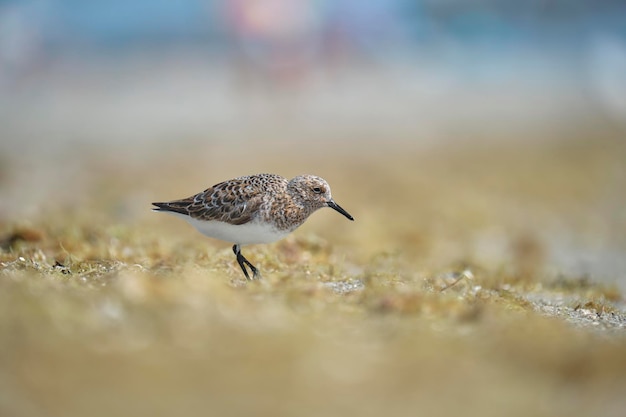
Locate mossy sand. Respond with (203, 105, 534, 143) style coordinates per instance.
(1, 134, 626, 417)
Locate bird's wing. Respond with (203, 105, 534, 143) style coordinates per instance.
(152, 178, 265, 225)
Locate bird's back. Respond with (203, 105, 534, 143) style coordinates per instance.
(152, 174, 288, 226)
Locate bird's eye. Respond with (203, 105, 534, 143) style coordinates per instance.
(313, 187, 322, 194)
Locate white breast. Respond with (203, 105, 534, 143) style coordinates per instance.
(161, 211, 290, 245)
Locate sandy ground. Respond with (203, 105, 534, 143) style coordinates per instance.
(1, 60, 626, 417)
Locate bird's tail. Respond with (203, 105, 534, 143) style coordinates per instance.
(152, 201, 190, 215)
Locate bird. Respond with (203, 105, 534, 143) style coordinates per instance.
(152, 173, 354, 279)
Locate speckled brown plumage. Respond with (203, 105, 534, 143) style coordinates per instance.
(153, 174, 285, 226)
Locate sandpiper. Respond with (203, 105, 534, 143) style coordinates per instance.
(152, 173, 354, 279)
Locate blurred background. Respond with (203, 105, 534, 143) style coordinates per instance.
(2, 3, 626, 417)
(2, 0, 626, 143)
(1, 0, 626, 287)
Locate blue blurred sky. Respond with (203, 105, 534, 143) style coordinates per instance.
(1, 0, 625, 144)
(1, 0, 624, 88)
(2, 0, 625, 53)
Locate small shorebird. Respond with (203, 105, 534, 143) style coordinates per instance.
(152, 173, 354, 279)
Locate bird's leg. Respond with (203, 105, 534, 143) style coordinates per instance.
(232, 244, 260, 280)
(233, 244, 250, 279)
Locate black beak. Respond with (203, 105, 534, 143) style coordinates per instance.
(327, 200, 354, 221)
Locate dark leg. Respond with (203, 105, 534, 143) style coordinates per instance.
(232, 244, 260, 280)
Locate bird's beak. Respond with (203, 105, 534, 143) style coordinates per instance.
(327, 200, 354, 221)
